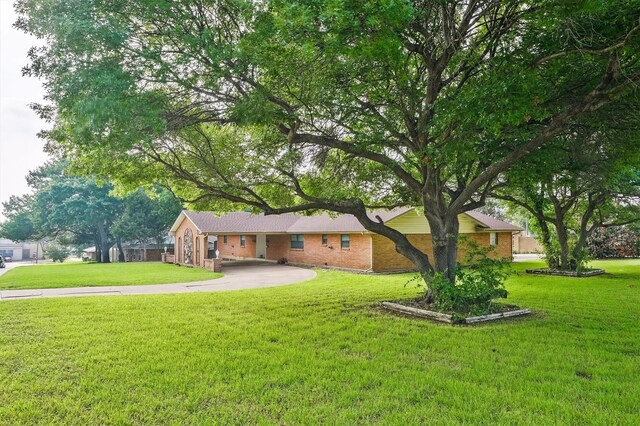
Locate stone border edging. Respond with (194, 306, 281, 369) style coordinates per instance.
(381, 301, 531, 325)
(525, 268, 605, 277)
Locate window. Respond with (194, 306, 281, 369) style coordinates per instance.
(321, 234, 328, 246)
(0, 249, 13, 258)
(240, 235, 246, 247)
(223, 235, 228, 244)
(341, 234, 350, 249)
(290, 234, 304, 249)
(490, 232, 498, 246)
(195, 237, 200, 266)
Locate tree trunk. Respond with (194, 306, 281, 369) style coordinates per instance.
(572, 198, 598, 265)
(117, 238, 125, 262)
(94, 233, 102, 263)
(97, 224, 111, 263)
(555, 221, 571, 271)
(424, 210, 459, 284)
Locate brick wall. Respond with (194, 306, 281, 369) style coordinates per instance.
(513, 235, 543, 254)
(217, 234, 256, 259)
(372, 232, 513, 272)
(174, 217, 208, 266)
(266, 233, 372, 270)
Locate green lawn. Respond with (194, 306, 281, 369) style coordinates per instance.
(0, 262, 221, 290)
(0, 259, 638, 424)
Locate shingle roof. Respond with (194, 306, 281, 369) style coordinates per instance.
(465, 211, 522, 231)
(173, 208, 520, 234)
(184, 211, 300, 233)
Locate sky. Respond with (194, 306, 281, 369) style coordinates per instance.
(0, 0, 51, 220)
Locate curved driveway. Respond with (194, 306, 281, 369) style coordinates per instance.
(0, 261, 316, 301)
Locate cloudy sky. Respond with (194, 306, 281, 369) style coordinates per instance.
(0, 0, 51, 219)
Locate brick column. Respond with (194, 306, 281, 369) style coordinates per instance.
(213, 258, 222, 272)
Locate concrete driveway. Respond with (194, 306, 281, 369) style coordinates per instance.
(0, 261, 316, 301)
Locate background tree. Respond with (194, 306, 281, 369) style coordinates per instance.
(1, 160, 122, 262)
(17, 0, 640, 302)
(493, 118, 640, 271)
(0, 202, 35, 242)
(112, 187, 183, 261)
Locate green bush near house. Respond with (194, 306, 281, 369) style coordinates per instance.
(0, 260, 638, 424)
(44, 244, 70, 263)
(0, 262, 221, 290)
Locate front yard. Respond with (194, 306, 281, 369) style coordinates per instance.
(0, 259, 638, 424)
(0, 262, 221, 290)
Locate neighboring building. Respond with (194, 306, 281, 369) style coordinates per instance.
(512, 235, 543, 254)
(82, 240, 176, 262)
(118, 242, 174, 262)
(0, 239, 44, 261)
(82, 246, 98, 261)
(168, 209, 521, 273)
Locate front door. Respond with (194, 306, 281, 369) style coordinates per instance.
(256, 234, 267, 259)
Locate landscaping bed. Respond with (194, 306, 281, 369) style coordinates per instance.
(525, 268, 605, 277)
(382, 299, 531, 324)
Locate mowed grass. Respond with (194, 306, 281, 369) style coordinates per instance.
(0, 262, 221, 290)
(0, 260, 638, 424)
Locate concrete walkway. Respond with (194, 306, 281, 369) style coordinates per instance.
(0, 261, 316, 301)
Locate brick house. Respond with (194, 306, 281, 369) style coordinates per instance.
(168, 209, 520, 272)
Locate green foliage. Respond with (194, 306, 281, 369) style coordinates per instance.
(2, 159, 183, 263)
(112, 187, 183, 246)
(495, 105, 640, 272)
(429, 239, 511, 315)
(588, 226, 640, 259)
(45, 244, 70, 263)
(537, 228, 592, 272)
(0, 213, 35, 242)
(14, 0, 640, 294)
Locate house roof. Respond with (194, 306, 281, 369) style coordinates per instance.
(464, 211, 522, 231)
(171, 208, 521, 235)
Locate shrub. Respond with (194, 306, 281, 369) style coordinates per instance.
(430, 239, 511, 315)
(46, 244, 70, 263)
(588, 226, 639, 258)
(541, 236, 591, 271)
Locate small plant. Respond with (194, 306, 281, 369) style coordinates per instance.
(429, 238, 511, 315)
(46, 244, 70, 263)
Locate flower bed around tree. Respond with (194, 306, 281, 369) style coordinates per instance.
(525, 268, 605, 277)
(382, 300, 531, 325)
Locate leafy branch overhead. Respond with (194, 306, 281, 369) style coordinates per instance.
(15, 0, 640, 293)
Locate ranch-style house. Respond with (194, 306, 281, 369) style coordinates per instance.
(167, 208, 520, 272)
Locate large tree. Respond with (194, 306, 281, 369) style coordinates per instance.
(493, 116, 640, 271)
(112, 187, 183, 260)
(17, 0, 640, 299)
(1, 161, 122, 262)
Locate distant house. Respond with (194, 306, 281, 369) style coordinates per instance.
(0, 239, 44, 261)
(168, 209, 521, 272)
(82, 238, 175, 262)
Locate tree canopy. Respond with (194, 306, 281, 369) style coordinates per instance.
(0, 160, 183, 263)
(16, 0, 640, 298)
(493, 111, 640, 271)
